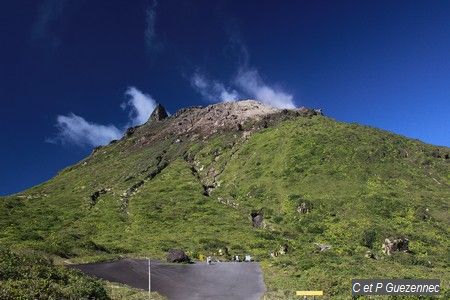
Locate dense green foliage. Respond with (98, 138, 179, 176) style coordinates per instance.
(0, 248, 107, 299)
(1, 114, 449, 298)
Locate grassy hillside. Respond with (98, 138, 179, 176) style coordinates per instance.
(1, 112, 449, 298)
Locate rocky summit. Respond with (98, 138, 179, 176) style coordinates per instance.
(1, 100, 449, 298)
(123, 100, 321, 148)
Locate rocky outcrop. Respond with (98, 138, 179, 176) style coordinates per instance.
(131, 100, 324, 149)
(167, 249, 190, 263)
(251, 211, 264, 228)
(90, 188, 107, 206)
(150, 104, 168, 122)
(382, 237, 409, 255)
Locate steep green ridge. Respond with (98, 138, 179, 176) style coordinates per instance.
(1, 103, 449, 298)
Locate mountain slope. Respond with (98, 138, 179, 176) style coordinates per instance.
(1, 100, 449, 298)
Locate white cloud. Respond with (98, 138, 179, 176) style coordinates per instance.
(51, 113, 122, 147)
(190, 68, 295, 109)
(123, 87, 157, 126)
(189, 26, 296, 109)
(234, 68, 295, 109)
(191, 72, 240, 102)
(51, 87, 157, 147)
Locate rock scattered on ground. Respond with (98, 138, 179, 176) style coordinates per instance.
(364, 250, 377, 259)
(297, 201, 313, 214)
(382, 237, 409, 255)
(314, 243, 332, 252)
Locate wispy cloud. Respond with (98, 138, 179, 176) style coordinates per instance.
(191, 72, 240, 102)
(234, 68, 295, 109)
(190, 25, 295, 109)
(190, 67, 294, 108)
(122, 87, 157, 126)
(190, 68, 294, 108)
(51, 87, 157, 147)
(31, 0, 67, 48)
(145, 0, 162, 54)
(50, 114, 122, 147)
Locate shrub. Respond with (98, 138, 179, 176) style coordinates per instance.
(0, 248, 108, 299)
(360, 229, 377, 248)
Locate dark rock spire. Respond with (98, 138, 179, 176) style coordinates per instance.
(149, 103, 168, 122)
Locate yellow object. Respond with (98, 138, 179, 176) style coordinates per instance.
(296, 291, 324, 296)
(198, 254, 205, 261)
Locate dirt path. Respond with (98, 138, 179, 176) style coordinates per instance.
(70, 258, 266, 300)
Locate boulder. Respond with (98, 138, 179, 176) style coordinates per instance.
(382, 237, 409, 255)
(166, 249, 189, 263)
(251, 211, 264, 228)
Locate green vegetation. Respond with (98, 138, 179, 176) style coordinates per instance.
(104, 282, 166, 300)
(1, 114, 449, 298)
(0, 248, 107, 299)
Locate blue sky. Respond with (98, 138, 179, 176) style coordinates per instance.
(1, 0, 449, 195)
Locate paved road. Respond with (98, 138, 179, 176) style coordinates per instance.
(71, 259, 266, 300)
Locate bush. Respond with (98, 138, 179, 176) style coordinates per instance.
(272, 215, 283, 224)
(360, 229, 377, 248)
(414, 206, 430, 221)
(0, 248, 108, 299)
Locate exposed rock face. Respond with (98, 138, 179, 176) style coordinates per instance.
(150, 104, 168, 122)
(382, 237, 409, 255)
(90, 188, 107, 206)
(167, 249, 189, 263)
(130, 100, 323, 148)
(251, 211, 264, 228)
